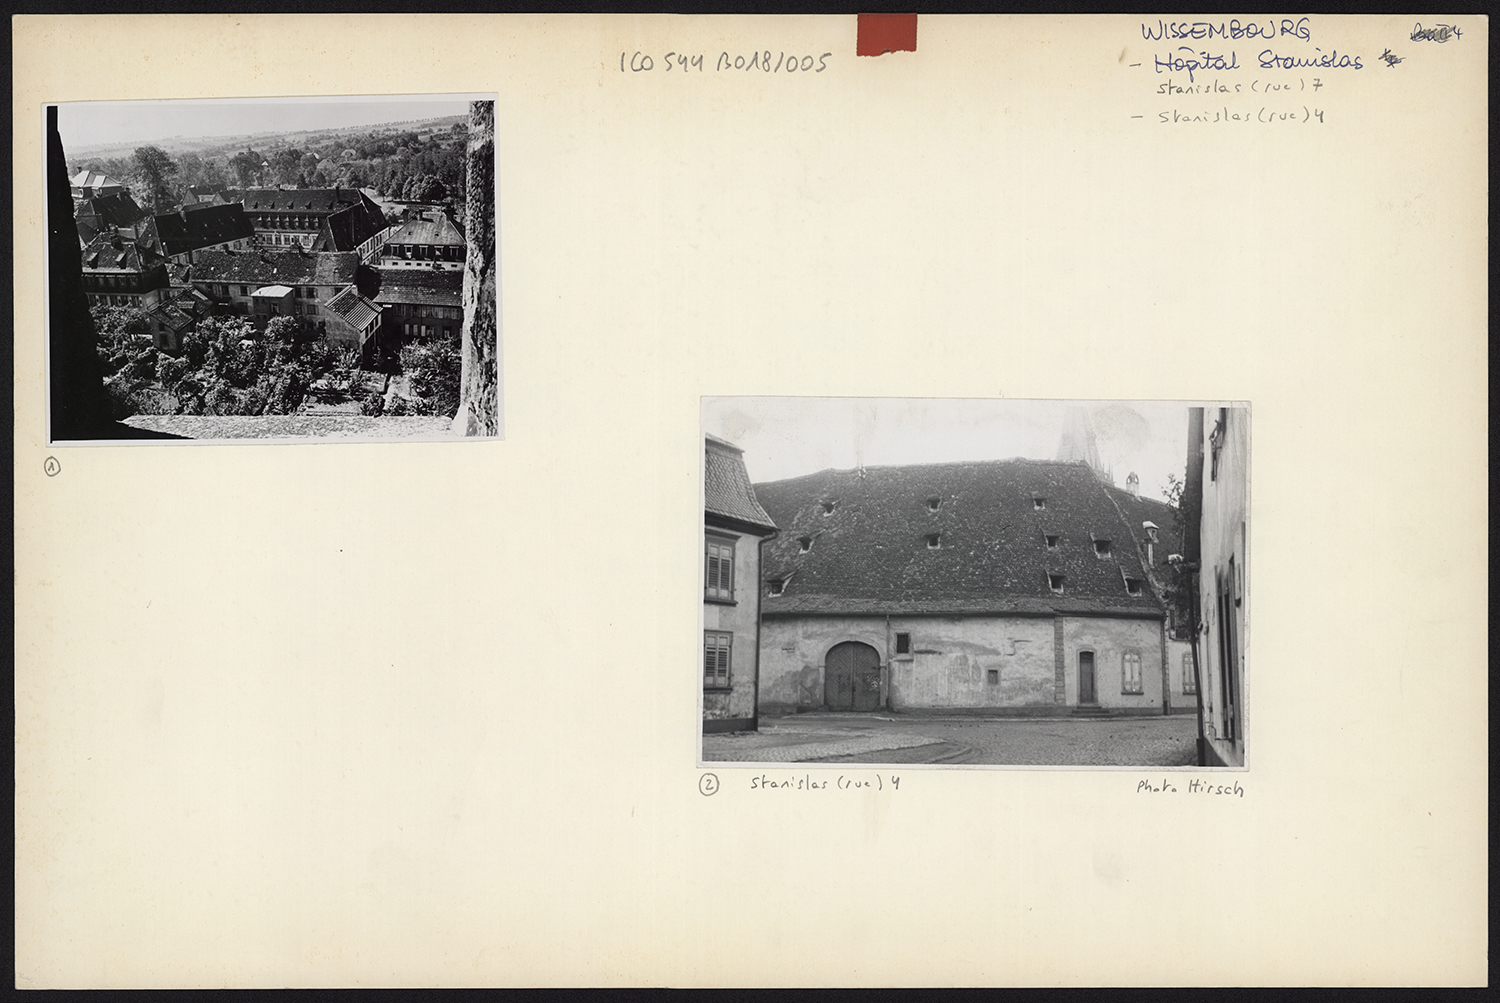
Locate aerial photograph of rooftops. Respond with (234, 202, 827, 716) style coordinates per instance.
(45, 94, 499, 443)
(701, 397, 1248, 770)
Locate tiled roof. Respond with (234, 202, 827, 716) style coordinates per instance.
(225, 187, 369, 213)
(70, 169, 121, 190)
(1102, 484, 1184, 563)
(80, 233, 158, 272)
(311, 202, 388, 253)
(705, 436, 777, 532)
(754, 459, 1162, 617)
(385, 212, 464, 247)
(191, 248, 359, 287)
(326, 285, 382, 330)
(75, 192, 148, 229)
(145, 203, 255, 256)
(370, 267, 463, 307)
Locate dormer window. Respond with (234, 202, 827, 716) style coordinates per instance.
(926, 533, 942, 549)
(798, 536, 813, 553)
(767, 577, 786, 597)
(820, 500, 836, 515)
(1033, 496, 1046, 510)
(1143, 521, 1159, 543)
(1124, 577, 1142, 596)
(1048, 573, 1065, 594)
(1044, 534, 1059, 550)
(1093, 539, 1112, 558)
(926, 496, 941, 512)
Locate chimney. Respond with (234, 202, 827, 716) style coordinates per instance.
(1127, 472, 1139, 497)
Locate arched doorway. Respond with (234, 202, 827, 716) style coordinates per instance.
(825, 641, 882, 711)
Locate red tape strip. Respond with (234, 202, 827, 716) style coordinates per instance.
(857, 13, 918, 57)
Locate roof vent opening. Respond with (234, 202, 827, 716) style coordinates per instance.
(1124, 577, 1142, 596)
(797, 536, 813, 553)
(1093, 539, 1113, 557)
(767, 577, 786, 597)
(1044, 534, 1060, 550)
(1033, 496, 1047, 510)
(925, 533, 942, 550)
(1047, 573, 1065, 594)
(819, 500, 836, 515)
(926, 496, 941, 512)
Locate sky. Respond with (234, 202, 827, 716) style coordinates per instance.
(56, 95, 484, 152)
(702, 398, 1203, 502)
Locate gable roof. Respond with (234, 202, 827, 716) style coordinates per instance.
(706, 435, 777, 534)
(70, 169, 122, 191)
(80, 233, 162, 273)
(311, 201, 389, 253)
(75, 191, 149, 229)
(144, 203, 255, 256)
(385, 212, 464, 247)
(326, 285, 382, 330)
(190, 248, 359, 288)
(753, 458, 1162, 617)
(370, 267, 463, 307)
(225, 187, 371, 214)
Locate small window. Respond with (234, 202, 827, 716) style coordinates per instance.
(895, 632, 911, 654)
(1124, 577, 1142, 596)
(1044, 534, 1059, 550)
(767, 578, 786, 597)
(1182, 651, 1197, 694)
(798, 536, 812, 553)
(925, 533, 941, 549)
(704, 631, 732, 690)
(926, 496, 941, 512)
(1122, 650, 1143, 694)
(987, 669, 999, 685)
(1033, 496, 1046, 510)
(1048, 574, 1064, 594)
(705, 536, 735, 602)
(239, 285, 249, 296)
(820, 500, 836, 515)
(1093, 539, 1112, 557)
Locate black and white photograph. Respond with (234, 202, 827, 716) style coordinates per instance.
(46, 94, 500, 442)
(702, 397, 1249, 769)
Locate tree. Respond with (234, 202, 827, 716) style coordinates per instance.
(133, 145, 178, 210)
(271, 148, 304, 187)
(230, 149, 264, 187)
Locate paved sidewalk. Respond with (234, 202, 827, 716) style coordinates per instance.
(704, 720, 945, 763)
(704, 712, 1199, 766)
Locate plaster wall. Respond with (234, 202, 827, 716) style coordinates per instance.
(702, 526, 763, 722)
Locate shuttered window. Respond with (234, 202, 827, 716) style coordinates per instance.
(1182, 651, 1197, 694)
(705, 536, 735, 601)
(704, 632, 732, 689)
(1122, 650, 1143, 694)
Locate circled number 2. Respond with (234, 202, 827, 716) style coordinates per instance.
(698, 773, 719, 796)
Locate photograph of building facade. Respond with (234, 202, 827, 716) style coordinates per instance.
(753, 458, 1174, 716)
(702, 434, 778, 733)
(701, 398, 1232, 768)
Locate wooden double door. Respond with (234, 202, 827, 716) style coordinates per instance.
(825, 641, 882, 711)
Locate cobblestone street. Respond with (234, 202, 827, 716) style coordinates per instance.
(703, 712, 1199, 767)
